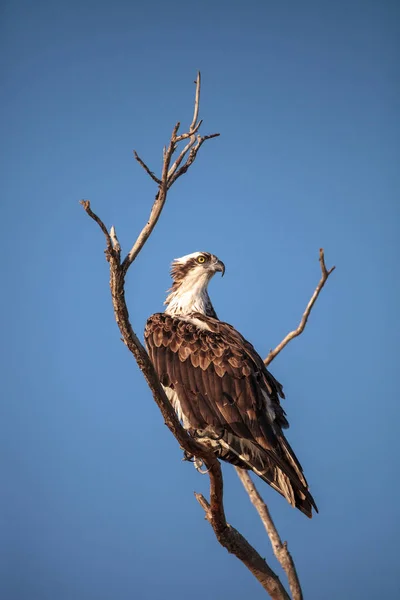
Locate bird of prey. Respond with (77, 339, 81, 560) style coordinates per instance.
(145, 252, 317, 517)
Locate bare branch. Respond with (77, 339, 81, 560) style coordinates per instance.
(175, 119, 203, 142)
(121, 123, 179, 273)
(133, 151, 162, 185)
(110, 225, 121, 256)
(190, 71, 201, 131)
(236, 469, 303, 600)
(166, 73, 218, 182)
(195, 494, 291, 600)
(120, 76, 219, 274)
(265, 248, 335, 366)
(167, 137, 196, 179)
(232, 248, 335, 594)
(168, 133, 220, 187)
(80, 210, 216, 459)
(80, 200, 115, 261)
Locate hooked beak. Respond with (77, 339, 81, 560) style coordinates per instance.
(214, 259, 225, 277)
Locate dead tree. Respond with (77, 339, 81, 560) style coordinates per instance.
(80, 73, 335, 600)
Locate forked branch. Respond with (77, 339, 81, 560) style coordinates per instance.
(80, 75, 291, 599)
(122, 72, 219, 274)
(195, 493, 290, 600)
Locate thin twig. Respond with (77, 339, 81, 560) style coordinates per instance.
(265, 248, 335, 366)
(167, 137, 196, 179)
(121, 123, 179, 273)
(133, 151, 162, 185)
(190, 71, 201, 131)
(175, 119, 203, 142)
(79, 200, 113, 258)
(168, 133, 220, 187)
(236, 469, 303, 600)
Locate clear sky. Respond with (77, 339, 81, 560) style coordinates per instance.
(1, 1, 399, 598)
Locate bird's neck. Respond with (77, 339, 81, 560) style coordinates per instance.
(164, 277, 218, 318)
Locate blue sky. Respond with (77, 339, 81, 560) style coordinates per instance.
(1, 1, 399, 598)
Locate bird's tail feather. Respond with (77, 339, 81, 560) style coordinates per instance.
(206, 430, 317, 518)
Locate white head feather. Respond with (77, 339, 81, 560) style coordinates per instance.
(164, 252, 224, 317)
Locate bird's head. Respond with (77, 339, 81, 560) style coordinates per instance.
(164, 251, 225, 316)
(170, 251, 225, 283)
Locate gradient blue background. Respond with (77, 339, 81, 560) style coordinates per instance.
(2, 1, 399, 598)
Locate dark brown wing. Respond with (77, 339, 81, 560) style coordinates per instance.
(206, 318, 289, 428)
(144, 313, 317, 517)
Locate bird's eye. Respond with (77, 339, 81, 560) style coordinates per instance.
(197, 255, 206, 264)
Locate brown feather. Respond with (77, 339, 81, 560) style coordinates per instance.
(178, 344, 191, 362)
(144, 312, 317, 517)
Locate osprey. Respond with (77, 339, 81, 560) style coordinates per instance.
(145, 252, 317, 517)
